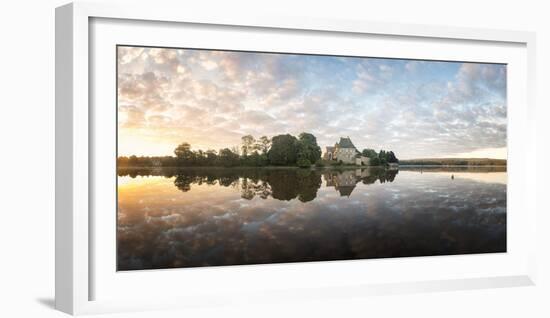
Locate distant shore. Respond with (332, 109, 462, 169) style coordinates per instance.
(398, 158, 506, 166)
(399, 164, 506, 167)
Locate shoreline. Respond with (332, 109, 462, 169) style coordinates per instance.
(117, 164, 506, 170)
(117, 165, 381, 170)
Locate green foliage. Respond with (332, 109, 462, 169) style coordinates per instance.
(218, 148, 240, 167)
(297, 158, 312, 168)
(387, 151, 399, 163)
(369, 157, 381, 166)
(358, 148, 399, 166)
(257, 136, 272, 154)
(376, 149, 398, 166)
(378, 150, 387, 165)
(118, 134, 400, 169)
(241, 135, 256, 157)
(204, 149, 218, 166)
(361, 148, 378, 158)
(296, 132, 322, 164)
(242, 151, 268, 167)
(268, 134, 298, 165)
(174, 142, 195, 163)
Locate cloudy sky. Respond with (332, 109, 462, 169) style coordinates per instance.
(117, 46, 507, 160)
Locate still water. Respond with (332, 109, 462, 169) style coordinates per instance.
(117, 167, 506, 270)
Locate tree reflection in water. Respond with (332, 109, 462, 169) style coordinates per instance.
(118, 167, 398, 202)
(117, 166, 506, 270)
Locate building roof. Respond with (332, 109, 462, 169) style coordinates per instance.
(336, 185, 355, 197)
(338, 137, 356, 149)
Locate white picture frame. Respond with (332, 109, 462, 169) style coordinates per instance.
(55, 1, 537, 315)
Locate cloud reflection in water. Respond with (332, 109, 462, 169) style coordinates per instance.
(117, 167, 506, 270)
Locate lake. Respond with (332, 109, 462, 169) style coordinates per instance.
(117, 166, 506, 270)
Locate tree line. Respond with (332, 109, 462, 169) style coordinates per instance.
(117, 133, 322, 168)
(360, 148, 399, 165)
(117, 133, 399, 168)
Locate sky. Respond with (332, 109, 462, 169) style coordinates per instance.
(117, 46, 507, 160)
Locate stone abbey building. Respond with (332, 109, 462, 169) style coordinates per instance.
(323, 137, 370, 165)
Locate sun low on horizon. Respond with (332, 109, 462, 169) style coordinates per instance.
(117, 46, 507, 160)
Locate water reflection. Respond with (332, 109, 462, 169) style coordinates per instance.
(118, 167, 398, 202)
(117, 167, 506, 270)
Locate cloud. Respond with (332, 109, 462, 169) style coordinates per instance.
(352, 63, 381, 94)
(404, 60, 426, 73)
(117, 173, 506, 269)
(119, 105, 145, 128)
(448, 63, 506, 102)
(351, 60, 395, 95)
(118, 47, 144, 65)
(117, 46, 507, 159)
(200, 60, 218, 71)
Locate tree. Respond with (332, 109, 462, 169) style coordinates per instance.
(241, 135, 256, 157)
(174, 142, 195, 164)
(117, 156, 129, 167)
(268, 134, 298, 165)
(387, 151, 399, 163)
(369, 157, 381, 166)
(257, 136, 272, 154)
(231, 146, 240, 156)
(247, 151, 268, 167)
(296, 132, 322, 164)
(204, 149, 218, 166)
(297, 157, 312, 168)
(218, 148, 240, 167)
(195, 149, 205, 165)
(378, 150, 388, 166)
(128, 155, 138, 166)
(362, 148, 378, 158)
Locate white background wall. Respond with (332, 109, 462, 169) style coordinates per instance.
(0, 0, 548, 317)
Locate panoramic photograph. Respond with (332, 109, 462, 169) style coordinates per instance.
(116, 45, 507, 271)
